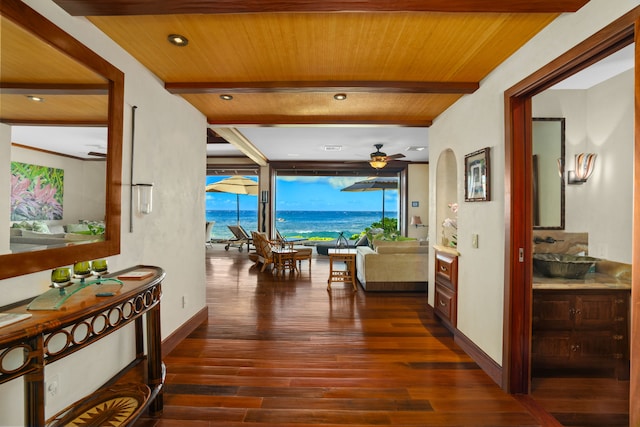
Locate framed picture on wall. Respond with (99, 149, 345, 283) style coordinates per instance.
(464, 147, 490, 202)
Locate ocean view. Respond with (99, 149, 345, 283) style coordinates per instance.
(206, 210, 397, 240)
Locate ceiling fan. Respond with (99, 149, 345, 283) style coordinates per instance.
(87, 151, 107, 158)
(368, 144, 406, 169)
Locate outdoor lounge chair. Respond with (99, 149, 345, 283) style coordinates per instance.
(224, 225, 252, 252)
(205, 221, 215, 248)
(275, 229, 306, 244)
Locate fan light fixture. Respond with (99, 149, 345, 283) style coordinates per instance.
(369, 144, 387, 169)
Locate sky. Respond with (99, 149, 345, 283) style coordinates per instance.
(205, 175, 398, 212)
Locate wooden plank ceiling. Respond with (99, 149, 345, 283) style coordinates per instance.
(52, 0, 590, 126)
(0, 14, 108, 124)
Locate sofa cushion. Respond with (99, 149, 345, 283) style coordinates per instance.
(22, 229, 66, 239)
(66, 223, 90, 233)
(31, 221, 50, 233)
(372, 239, 418, 250)
(48, 225, 66, 234)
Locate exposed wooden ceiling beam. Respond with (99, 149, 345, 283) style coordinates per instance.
(1, 119, 108, 126)
(208, 117, 433, 127)
(53, 0, 590, 16)
(210, 127, 268, 166)
(0, 83, 109, 95)
(166, 81, 479, 95)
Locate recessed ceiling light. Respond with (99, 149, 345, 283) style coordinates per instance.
(220, 94, 233, 101)
(27, 95, 44, 102)
(406, 146, 426, 151)
(334, 93, 347, 101)
(167, 34, 189, 47)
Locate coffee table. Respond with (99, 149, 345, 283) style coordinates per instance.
(272, 248, 298, 276)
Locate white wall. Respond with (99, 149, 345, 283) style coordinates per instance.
(533, 69, 634, 263)
(428, 0, 638, 365)
(0, 125, 10, 255)
(407, 163, 429, 240)
(0, 1, 207, 424)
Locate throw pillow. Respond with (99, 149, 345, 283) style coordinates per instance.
(66, 223, 90, 233)
(31, 221, 50, 233)
(355, 234, 368, 247)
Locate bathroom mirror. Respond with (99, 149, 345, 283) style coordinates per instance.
(0, 0, 123, 279)
(532, 118, 565, 229)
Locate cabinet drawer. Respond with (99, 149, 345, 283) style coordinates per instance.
(435, 284, 455, 326)
(435, 252, 457, 289)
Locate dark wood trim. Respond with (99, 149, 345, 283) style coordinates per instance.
(167, 81, 478, 95)
(270, 160, 406, 173)
(631, 18, 640, 427)
(161, 307, 208, 358)
(502, 91, 533, 395)
(0, 83, 108, 95)
(0, 0, 124, 279)
(359, 281, 427, 292)
(513, 394, 563, 427)
(209, 117, 433, 127)
(503, 3, 639, 405)
(53, 0, 589, 16)
(1, 119, 108, 126)
(454, 329, 502, 387)
(505, 8, 638, 98)
(11, 143, 106, 161)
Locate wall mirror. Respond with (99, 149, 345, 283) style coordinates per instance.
(532, 117, 565, 229)
(0, 0, 123, 280)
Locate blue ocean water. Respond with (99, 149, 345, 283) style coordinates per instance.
(205, 210, 397, 240)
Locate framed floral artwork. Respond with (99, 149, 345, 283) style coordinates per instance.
(10, 162, 64, 220)
(464, 147, 490, 202)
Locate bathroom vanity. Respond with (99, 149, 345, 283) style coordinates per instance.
(532, 269, 631, 380)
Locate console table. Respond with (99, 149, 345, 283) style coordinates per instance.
(0, 265, 165, 427)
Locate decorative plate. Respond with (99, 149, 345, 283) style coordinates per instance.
(47, 383, 151, 427)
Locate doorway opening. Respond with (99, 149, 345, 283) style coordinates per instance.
(504, 8, 638, 425)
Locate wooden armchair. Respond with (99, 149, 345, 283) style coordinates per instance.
(251, 231, 279, 272)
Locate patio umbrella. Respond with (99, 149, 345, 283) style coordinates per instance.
(205, 175, 258, 225)
(341, 177, 398, 228)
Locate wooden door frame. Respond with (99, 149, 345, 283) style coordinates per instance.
(503, 6, 639, 423)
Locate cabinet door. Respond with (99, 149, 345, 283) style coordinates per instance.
(574, 294, 618, 330)
(532, 292, 574, 331)
(575, 331, 618, 362)
(531, 331, 572, 369)
(434, 284, 455, 326)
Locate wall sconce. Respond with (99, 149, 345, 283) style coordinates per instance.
(567, 153, 597, 185)
(134, 183, 153, 214)
(411, 216, 426, 227)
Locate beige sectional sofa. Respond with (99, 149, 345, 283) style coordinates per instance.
(356, 240, 428, 291)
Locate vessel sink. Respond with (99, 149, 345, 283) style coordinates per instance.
(533, 253, 598, 279)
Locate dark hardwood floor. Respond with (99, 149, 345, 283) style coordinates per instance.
(134, 244, 629, 426)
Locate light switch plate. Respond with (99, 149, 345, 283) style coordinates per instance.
(472, 234, 479, 248)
